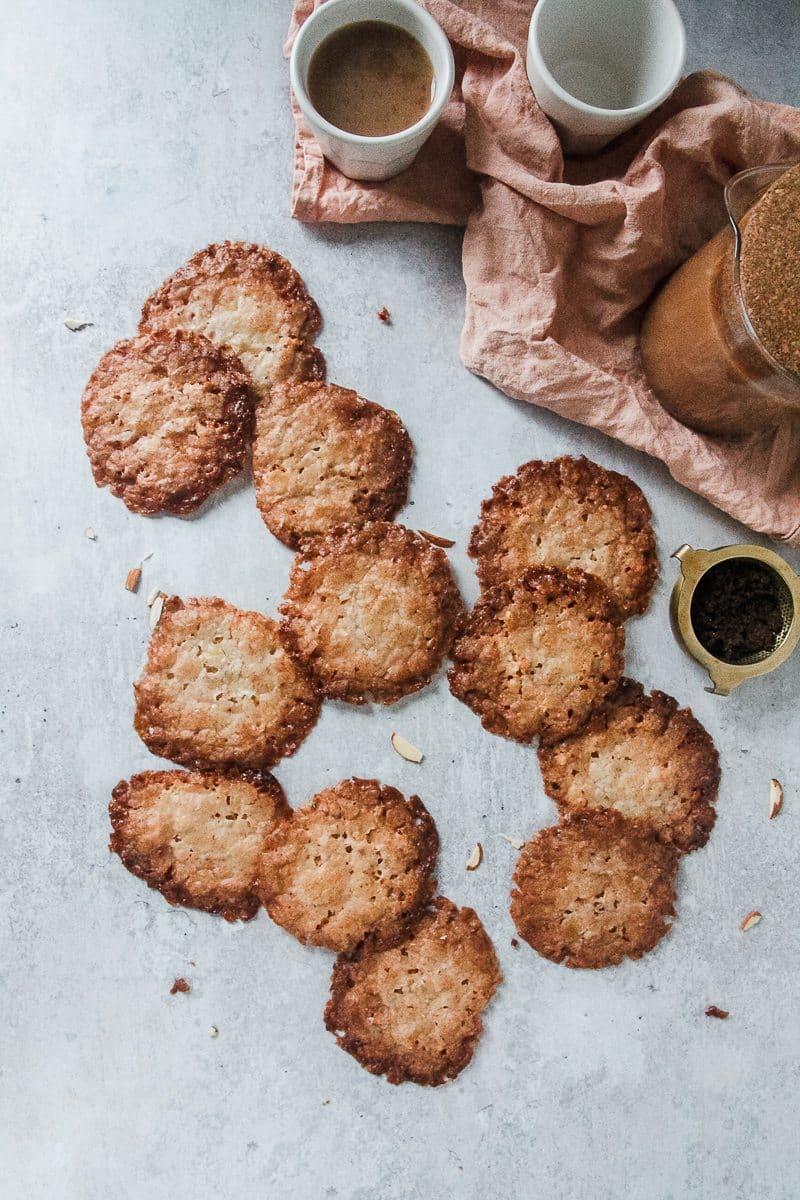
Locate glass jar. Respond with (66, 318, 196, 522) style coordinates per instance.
(640, 163, 800, 437)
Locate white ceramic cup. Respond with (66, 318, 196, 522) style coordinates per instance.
(526, 0, 686, 154)
(290, 0, 455, 182)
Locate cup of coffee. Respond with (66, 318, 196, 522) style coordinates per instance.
(526, 0, 686, 154)
(290, 0, 455, 182)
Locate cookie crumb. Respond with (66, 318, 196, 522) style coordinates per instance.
(510, 938, 519, 949)
(705, 1005, 729, 1019)
(377, 307, 390, 323)
(170, 977, 190, 995)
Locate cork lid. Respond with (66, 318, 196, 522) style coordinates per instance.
(739, 161, 800, 376)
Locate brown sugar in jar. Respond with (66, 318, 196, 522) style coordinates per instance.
(641, 162, 800, 437)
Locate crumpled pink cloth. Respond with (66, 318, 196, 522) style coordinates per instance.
(287, 0, 800, 546)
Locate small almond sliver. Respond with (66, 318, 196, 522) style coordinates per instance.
(418, 530, 456, 549)
(149, 594, 165, 630)
(146, 586, 162, 607)
(85, 527, 97, 541)
(769, 778, 784, 819)
(499, 834, 525, 850)
(466, 843, 483, 871)
(125, 567, 142, 593)
(740, 910, 762, 932)
(391, 732, 423, 763)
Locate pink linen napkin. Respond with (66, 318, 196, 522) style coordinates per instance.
(287, 1, 800, 546)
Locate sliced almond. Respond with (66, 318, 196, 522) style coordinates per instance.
(146, 586, 162, 607)
(125, 567, 142, 593)
(466, 842, 483, 871)
(769, 778, 784, 819)
(65, 318, 93, 332)
(499, 834, 525, 850)
(149, 594, 165, 630)
(740, 910, 762, 932)
(390, 732, 423, 763)
(418, 529, 456, 549)
(84, 527, 97, 540)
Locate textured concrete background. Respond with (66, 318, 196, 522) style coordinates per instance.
(2, 2, 799, 1198)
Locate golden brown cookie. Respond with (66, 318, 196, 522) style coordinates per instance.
(258, 778, 438, 952)
(448, 567, 624, 745)
(469, 456, 657, 618)
(253, 381, 413, 549)
(109, 769, 289, 921)
(134, 596, 320, 771)
(81, 329, 252, 516)
(511, 811, 678, 969)
(325, 897, 501, 1086)
(539, 679, 720, 853)
(279, 522, 463, 704)
(139, 241, 324, 393)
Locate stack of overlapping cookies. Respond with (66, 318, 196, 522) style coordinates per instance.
(81, 242, 719, 1087)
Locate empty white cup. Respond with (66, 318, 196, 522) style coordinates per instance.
(526, 0, 686, 154)
(290, 0, 455, 182)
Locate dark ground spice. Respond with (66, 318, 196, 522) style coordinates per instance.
(690, 560, 785, 663)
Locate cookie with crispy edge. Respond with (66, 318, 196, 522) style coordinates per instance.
(279, 522, 463, 705)
(448, 566, 624, 745)
(325, 897, 501, 1086)
(511, 811, 678, 969)
(81, 329, 253, 516)
(139, 241, 325, 393)
(110, 768, 289, 921)
(539, 679, 720, 853)
(134, 596, 320, 771)
(469, 456, 657, 618)
(253, 381, 413, 549)
(258, 778, 438, 952)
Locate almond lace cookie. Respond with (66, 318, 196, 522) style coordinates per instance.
(258, 778, 438, 952)
(469, 456, 657, 618)
(81, 329, 252, 516)
(253, 381, 413, 548)
(325, 897, 501, 1086)
(448, 567, 624, 744)
(539, 679, 720, 853)
(279, 522, 463, 704)
(139, 241, 324, 394)
(109, 769, 288, 922)
(511, 811, 678, 969)
(134, 597, 320, 771)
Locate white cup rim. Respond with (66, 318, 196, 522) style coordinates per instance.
(529, 0, 686, 120)
(290, 0, 456, 146)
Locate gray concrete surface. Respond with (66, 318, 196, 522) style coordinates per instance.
(2, 2, 799, 1198)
